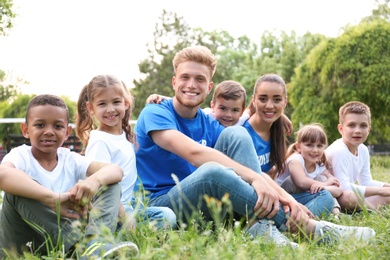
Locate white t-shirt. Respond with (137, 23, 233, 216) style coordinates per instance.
(203, 107, 250, 126)
(2, 144, 90, 193)
(85, 130, 137, 208)
(276, 153, 326, 186)
(326, 138, 384, 195)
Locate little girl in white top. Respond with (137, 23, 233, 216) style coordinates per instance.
(276, 123, 343, 216)
(76, 74, 176, 230)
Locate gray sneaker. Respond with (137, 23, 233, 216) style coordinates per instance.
(247, 219, 299, 248)
(315, 220, 376, 245)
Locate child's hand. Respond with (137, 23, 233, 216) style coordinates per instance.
(146, 94, 170, 104)
(67, 178, 100, 218)
(324, 176, 340, 187)
(50, 192, 87, 219)
(310, 182, 325, 194)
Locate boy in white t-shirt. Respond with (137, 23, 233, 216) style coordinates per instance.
(0, 94, 138, 259)
(326, 101, 390, 211)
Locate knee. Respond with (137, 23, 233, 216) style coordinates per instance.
(319, 190, 335, 208)
(198, 162, 234, 180)
(100, 183, 121, 200)
(161, 208, 177, 227)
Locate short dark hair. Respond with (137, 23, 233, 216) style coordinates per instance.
(26, 94, 69, 123)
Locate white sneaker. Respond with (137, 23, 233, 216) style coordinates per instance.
(247, 219, 299, 248)
(315, 220, 376, 245)
(80, 240, 139, 259)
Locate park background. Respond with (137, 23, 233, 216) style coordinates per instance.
(1, 1, 390, 259)
(1, 0, 389, 154)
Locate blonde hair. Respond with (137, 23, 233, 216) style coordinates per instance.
(339, 101, 371, 125)
(286, 123, 329, 168)
(173, 46, 217, 79)
(75, 74, 134, 153)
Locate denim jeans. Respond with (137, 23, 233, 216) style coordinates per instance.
(124, 203, 177, 230)
(149, 126, 332, 230)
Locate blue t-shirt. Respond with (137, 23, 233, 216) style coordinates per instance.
(242, 120, 273, 173)
(135, 99, 224, 199)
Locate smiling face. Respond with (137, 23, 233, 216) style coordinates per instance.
(172, 61, 213, 117)
(21, 104, 72, 157)
(296, 141, 326, 169)
(87, 87, 129, 134)
(338, 113, 370, 153)
(211, 96, 244, 127)
(252, 81, 287, 126)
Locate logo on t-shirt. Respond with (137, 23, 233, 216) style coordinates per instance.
(198, 139, 207, 146)
(258, 152, 270, 166)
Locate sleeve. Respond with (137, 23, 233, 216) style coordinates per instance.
(138, 103, 177, 135)
(357, 146, 385, 187)
(72, 152, 91, 180)
(85, 140, 111, 164)
(330, 148, 366, 195)
(1, 145, 29, 171)
(236, 110, 250, 126)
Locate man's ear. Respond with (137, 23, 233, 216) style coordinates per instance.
(172, 76, 176, 91)
(207, 82, 214, 94)
(20, 123, 29, 138)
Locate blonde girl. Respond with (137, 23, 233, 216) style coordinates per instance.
(76, 74, 176, 229)
(276, 123, 343, 216)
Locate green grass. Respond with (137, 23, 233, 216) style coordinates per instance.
(1, 155, 390, 259)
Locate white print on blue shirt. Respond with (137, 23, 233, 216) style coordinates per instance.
(198, 139, 207, 146)
(258, 152, 270, 167)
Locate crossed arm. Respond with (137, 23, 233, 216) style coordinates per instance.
(0, 161, 123, 219)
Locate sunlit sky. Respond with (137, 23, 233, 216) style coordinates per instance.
(0, 0, 375, 101)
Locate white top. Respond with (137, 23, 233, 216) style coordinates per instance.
(85, 130, 137, 208)
(2, 144, 90, 192)
(276, 153, 326, 186)
(203, 108, 250, 126)
(325, 138, 384, 195)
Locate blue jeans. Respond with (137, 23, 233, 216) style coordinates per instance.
(291, 191, 333, 216)
(214, 126, 334, 217)
(123, 203, 177, 230)
(149, 126, 332, 229)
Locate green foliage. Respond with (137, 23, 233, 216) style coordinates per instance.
(0, 69, 23, 102)
(132, 10, 324, 118)
(289, 19, 390, 144)
(0, 0, 15, 36)
(363, 0, 390, 22)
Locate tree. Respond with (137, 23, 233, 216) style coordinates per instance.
(132, 11, 326, 125)
(0, 69, 27, 103)
(0, 0, 15, 36)
(289, 19, 390, 144)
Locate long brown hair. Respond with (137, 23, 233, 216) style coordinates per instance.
(253, 74, 287, 176)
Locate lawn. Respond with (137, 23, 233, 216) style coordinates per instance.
(1, 156, 390, 259)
